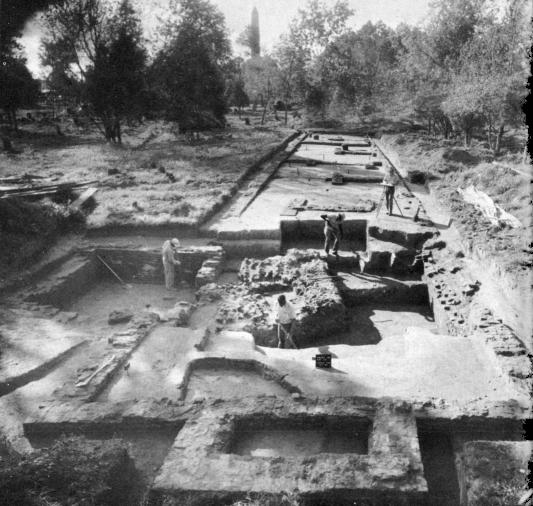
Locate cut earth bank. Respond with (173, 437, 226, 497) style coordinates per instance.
(0, 123, 530, 506)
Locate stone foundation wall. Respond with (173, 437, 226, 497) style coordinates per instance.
(26, 254, 100, 309)
(422, 249, 532, 400)
(340, 279, 429, 306)
(368, 224, 434, 250)
(232, 251, 348, 347)
(93, 246, 224, 285)
(281, 218, 367, 245)
(150, 398, 428, 505)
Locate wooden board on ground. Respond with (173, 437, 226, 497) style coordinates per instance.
(280, 206, 299, 216)
(281, 198, 308, 216)
(70, 187, 99, 211)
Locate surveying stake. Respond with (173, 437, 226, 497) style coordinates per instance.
(376, 183, 403, 218)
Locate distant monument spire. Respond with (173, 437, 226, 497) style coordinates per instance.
(251, 6, 260, 57)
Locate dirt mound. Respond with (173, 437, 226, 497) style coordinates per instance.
(0, 198, 85, 286)
(442, 148, 479, 165)
(0, 436, 142, 505)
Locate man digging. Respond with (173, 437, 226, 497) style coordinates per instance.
(276, 295, 298, 349)
(320, 212, 345, 256)
(161, 238, 181, 290)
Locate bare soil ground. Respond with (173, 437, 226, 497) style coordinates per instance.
(382, 131, 532, 284)
(0, 115, 293, 284)
(0, 117, 292, 228)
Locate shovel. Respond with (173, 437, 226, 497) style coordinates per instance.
(96, 254, 133, 289)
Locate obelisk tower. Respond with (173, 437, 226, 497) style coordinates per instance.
(251, 6, 260, 57)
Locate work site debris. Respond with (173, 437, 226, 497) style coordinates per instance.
(457, 185, 522, 228)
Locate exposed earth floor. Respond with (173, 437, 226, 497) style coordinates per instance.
(0, 128, 530, 506)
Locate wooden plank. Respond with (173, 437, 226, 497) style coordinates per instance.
(70, 187, 98, 211)
(0, 180, 99, 194)
(280, 206, 299, 216)
(0, 180, 99, 199)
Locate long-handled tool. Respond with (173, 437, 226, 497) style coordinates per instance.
(96, 254, 132, 289)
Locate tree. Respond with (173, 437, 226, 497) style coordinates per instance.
(0, 56, 41, 132)
(287, 0, 354, 59)
(158, 0, 231, 66)
(443, 0, 529, 152)
(227, 79, 249, 115)
(242, 56, 281, 124)
(223, 56, 247, 114)
(41, 0, 148, 142)
(1, 0, 59, 56)
(84, 0, 147, 143)
(149, 0, 230, 129)
(150, 29, 227, 129)
(41, 0, 109, 81)
(224, 59, 250, 116)
(1, 0, 58, 150)
(280, 0, 354, 116)
(426, 0, 490, 67)
(315, 22, 401, 117)
(274, 35, 307, 124)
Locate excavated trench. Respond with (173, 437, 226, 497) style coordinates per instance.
(184, 365, 292, 401)
(3, 132, 529, 506)
(228, 416, 371, 457)
(26, 424, 182, 490)
(416, 418, 525, 506)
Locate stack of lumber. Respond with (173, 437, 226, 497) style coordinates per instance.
(0, 177, 98, 199)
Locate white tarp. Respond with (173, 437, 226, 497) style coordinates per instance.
(457, 185, 522, 228)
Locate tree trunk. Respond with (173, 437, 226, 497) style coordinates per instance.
(284, 105, 288, 125)
(487, 122, 493, 151)
(9, 110, 18, 132)
(1, 135, 14, 153)
(261, 101, 268, 125)
(114, 118, 121, 144)
(494, 124, 504, 156)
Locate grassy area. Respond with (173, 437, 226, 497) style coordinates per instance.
(0, 197, 84, 286)
(0, 116, 293, 231)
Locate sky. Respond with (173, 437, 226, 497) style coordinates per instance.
(20, 0, 434, 77)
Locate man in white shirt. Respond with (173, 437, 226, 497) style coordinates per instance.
(320, 213, 345, 256)
(161, 238, 181, 289)
(276, 294, 297, 349)
(382, 166, 399, 215)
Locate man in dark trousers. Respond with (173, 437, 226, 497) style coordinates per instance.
(382, 166, 399, 215)
(320, 213, 345, 255)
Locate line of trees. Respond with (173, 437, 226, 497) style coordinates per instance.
(1, 0, 529, 151)
(38, 0, 233, 142)
(237, 0, 528, 151)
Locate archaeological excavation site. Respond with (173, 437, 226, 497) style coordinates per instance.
(1, 126, 531, 506)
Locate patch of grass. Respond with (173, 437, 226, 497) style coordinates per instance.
(0, 198, 85, 283)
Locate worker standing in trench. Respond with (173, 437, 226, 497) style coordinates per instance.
(162, 238, 181, 289)
(276, 295, 298, 349)
(382, 166, 399, 216)
(320, 213, 345, 256)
